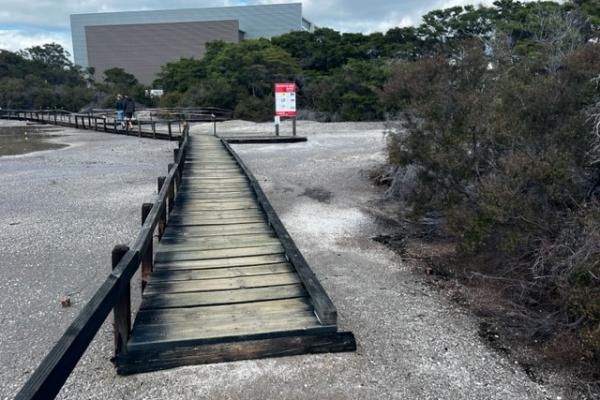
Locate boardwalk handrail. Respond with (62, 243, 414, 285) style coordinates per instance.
(14, 125, 190, 400)
(221, 140, 338, 326)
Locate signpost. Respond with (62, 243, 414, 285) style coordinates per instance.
(275, 83, 297, 136)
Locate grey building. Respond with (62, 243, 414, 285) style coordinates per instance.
(70, 3, 314, 84)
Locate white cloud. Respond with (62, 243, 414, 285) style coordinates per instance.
(0, 29, 72, 55)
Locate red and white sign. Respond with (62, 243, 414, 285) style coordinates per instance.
(275, 83, 297, 117)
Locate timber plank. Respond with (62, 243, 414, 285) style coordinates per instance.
(167, 216, 266, 226)
(159, 232, 276, 244)
(153, 254, 288, 271)
(140, 283, 306, 309)
(173, 203, 258, 211)
(162, 223, 272, 238)
(154, 244, 284, 263)
(167, 217, 266, 227)
(177, 188, 253, 194)
(128, 312, 324, 349)
(144, 273, 301, 295)
(168, 209, 263, 220)
(158, 234, 279, 249)
(176, 192, 254, 200)
(134, 297, 312, 325)
(149, 263, 294, 282)
(156, 237, 281, 253)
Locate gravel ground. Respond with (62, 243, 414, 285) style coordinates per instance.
(1, 120, 565, 399)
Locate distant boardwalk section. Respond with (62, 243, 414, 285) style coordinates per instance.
(71, 3, 315, 84)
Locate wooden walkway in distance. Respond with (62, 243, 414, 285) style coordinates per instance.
(115, 134, 354, 374)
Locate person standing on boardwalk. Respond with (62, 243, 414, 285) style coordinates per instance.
(124, 95, 135, 130)
(115, 94, 125, 129)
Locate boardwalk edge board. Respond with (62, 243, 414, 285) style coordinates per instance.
(221, 139, 338, 326)
(115, 332, 355, 375)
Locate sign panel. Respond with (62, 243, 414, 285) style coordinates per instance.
(275, 83, 297, 117)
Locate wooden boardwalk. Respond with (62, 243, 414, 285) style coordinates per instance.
(115, 134, 354, 374)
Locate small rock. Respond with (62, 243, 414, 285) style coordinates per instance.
(60, 296, 71, 307)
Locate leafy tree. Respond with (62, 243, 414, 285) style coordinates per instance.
(100, 67, 151, 107)
(0, 44, 94, 110)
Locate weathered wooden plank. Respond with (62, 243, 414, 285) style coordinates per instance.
(162, 223, 272, 238)
(173, 202, 259, 211)
(160, 232, 275, 244)
(140, 283, 306, 310)
(177, 188, 253, 194)
(158, 234, 278, 250)
(183, 166, 242, 172)
(116, 332, 356, 375)
(183, 177, 248, 183)
(154, 244, 284, 263)
(176, 192, 254, 200)
(156, 237, 280, 253)
(154, 254, 288, 271)
(167, 216, 266, 226)
(175, 198, 256, 206)
(134, 297, 312, 325)
(145, 272, 301, 295)
(182, 182, 251, 190)
(181, 174, 244, 179)
(128, 313, 325, 350)
(149, 263, 294, 282)
(168, 209, 263, 220)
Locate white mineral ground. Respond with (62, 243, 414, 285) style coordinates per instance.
(0, 120, 569, 399)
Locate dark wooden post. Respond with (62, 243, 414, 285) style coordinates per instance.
(75, 116, 79, 129)
(141, 203, 153, 292)
(88, 114, 92, 129)
(157, 177, 166, 238)
(112, 245, 131, 356)
(167, 164, 175, 213)
(293, 118, 297, 136)
(174, 149, 181, 186)
(103, 118, 107, 132)
(94, 117, 98, 131)
(114, 118, 117, 133)
(53, 112, 57, 124)
(152, 122, 156, 139)
(138, 121, 142, 137)
(167, 121, 172, 140)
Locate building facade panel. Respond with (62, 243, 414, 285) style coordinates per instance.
(71, 3, 305, 71)
(85, 20, 239, 84)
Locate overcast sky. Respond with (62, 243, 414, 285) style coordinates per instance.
(0, 0, 536, 57)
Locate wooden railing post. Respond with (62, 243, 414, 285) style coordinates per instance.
(168, 121, 172, 140)
(167, 164, 175, 213)
(141, 203, 153, 292)
(112, 245, 131, 356)
(157, 176, 167, 238)
(103, 118, 107, 132)
(138, 121, 142, 137)
(152, 122, 156, 139)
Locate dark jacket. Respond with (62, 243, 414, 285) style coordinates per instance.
(124, 98, 135, 114)
(115, 99, 124, 111)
